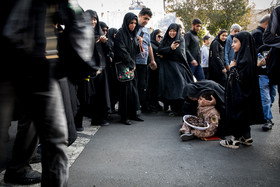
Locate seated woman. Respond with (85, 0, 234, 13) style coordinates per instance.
(180, 90, 220, 141)
(181, 80, 226, 140)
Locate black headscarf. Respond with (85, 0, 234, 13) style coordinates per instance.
(99, 21, 109, 35)
(150, 29, 161, 46)
(160, 23, 181, 47)
(215, 30, 227, 47)
(121, 12, 138, 38)
(233, 31, 257, 85)
(184, 80, 225, 108)
(113, 12, 138, 69)
(85, 9, 103, 37)
(107, 27, 118, 49)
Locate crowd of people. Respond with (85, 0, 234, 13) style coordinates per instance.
(0, 0, 280, 186)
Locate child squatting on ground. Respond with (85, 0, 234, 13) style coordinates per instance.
(180, 91, 220, 141)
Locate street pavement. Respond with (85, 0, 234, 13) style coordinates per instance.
(0, 97, 279, 187)
(68, 99, 280, 187)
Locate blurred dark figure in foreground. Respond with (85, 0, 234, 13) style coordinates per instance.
(263, 6, 280, 114)
(0, 0, 70, 186)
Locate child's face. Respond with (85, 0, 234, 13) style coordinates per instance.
(198, 96, 205, 107)
(232, 37, 241, 52)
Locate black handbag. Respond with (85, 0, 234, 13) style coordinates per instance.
(115, 61, 135, 82)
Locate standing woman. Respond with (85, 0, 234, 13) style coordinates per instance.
(147, 29, 163, 112)
(114, 12, 142, 125)
(157, 23, 194, 116)
(208, 30, 228, 87)
(220, 31, 264, 149)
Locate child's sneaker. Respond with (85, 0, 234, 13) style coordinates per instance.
(220, 136, 240, 149)
(239, 136, 253, 146)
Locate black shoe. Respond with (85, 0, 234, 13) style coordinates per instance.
(91, 120, 110, 126)
(262, 121, 273, 131)
(131, 116, 144, 122)
(4, 169, 41, 185)
(76, 126, 84, 131)
(120, 120, 132, 125)
(30, 152, 41, 164)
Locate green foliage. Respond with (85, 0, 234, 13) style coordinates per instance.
(165, 0, 253, 36)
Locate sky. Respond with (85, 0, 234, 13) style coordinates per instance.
(78, 0, 275, 12)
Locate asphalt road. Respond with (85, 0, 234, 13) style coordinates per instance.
(68, 99, 280, 187)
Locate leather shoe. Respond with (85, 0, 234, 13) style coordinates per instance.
(131, 116, 144, 122)
(4, 169, 41, 185)
(121, 120, 132, 125)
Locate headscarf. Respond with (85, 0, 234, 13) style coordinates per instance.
(99, 21, 109, 35)
(160, 23, 182, 47)
(233, 31, 257, 82)
(107, 27, 118, 48)
(184, 80, 225, 107)
(85, 9, 103, 37)
(121, 12, 138, 38)
(150, 29, 161, 46)
(215, 30, 227, 47)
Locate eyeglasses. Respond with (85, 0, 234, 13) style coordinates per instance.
(102, 29, 108, 32)
(157, 35, 163, 38)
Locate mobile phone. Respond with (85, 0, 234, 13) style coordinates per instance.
(174, 40, 180, 44)
(139, 31, 144, 37)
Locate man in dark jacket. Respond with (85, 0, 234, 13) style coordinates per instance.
(252, 15, 270, 49)
(253, 14, 277, 131)
(184, 18, 205, 81)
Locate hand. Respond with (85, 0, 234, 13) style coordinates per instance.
(149, 60, 157, 70)
(257, 58, 266, 67)
(229, 60, 236, 69)
(191, 60, 198, 66)
(137, 36, 143, 45)
(171, 42, 179, 50)
(100, 35, 108, 43)
(225, 65, 230, 71)
(199, 95, 216, 107)
(222, 68, 227, 74)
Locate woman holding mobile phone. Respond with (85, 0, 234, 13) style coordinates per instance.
(157, 23, 194, 116)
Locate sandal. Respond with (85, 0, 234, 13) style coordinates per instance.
(239, 136, 253, 146)
(220, 136, 240, 149)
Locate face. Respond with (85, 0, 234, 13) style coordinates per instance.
(169, 29, 177, 39)
(232, 37, 241, 53)
(138, 14, 151, 27)
(220, 32, 228, 42)
(198, 96, 204, 107)
(192, 24, 202, 33)
(91, 18, 97, 28)
(230, 29, 239, 35)
(102, 27, 108, 35)
(128, 19, 137, 32)
(205, 38, 211, 45)
(156, 32, 163, 42)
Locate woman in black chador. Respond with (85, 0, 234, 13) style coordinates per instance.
(208, 30, 228, 87)
(220, 31, 264, 149)
(75, 10, 111, 128)
(157, 23, 194, 116)
(146, 29, 163, 112)
(113, 12, 142, 125)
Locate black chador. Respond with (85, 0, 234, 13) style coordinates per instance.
(225, 31, 264, 137)
(113, 12, 141, 123)
(208, 30, 227, 87)
(157, 23, 193, 113)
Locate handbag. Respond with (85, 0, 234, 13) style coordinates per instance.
(115, 61, 135, 82)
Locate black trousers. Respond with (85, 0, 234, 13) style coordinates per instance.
(0, 79, 69, 187)
(136, 64, 148, 111)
